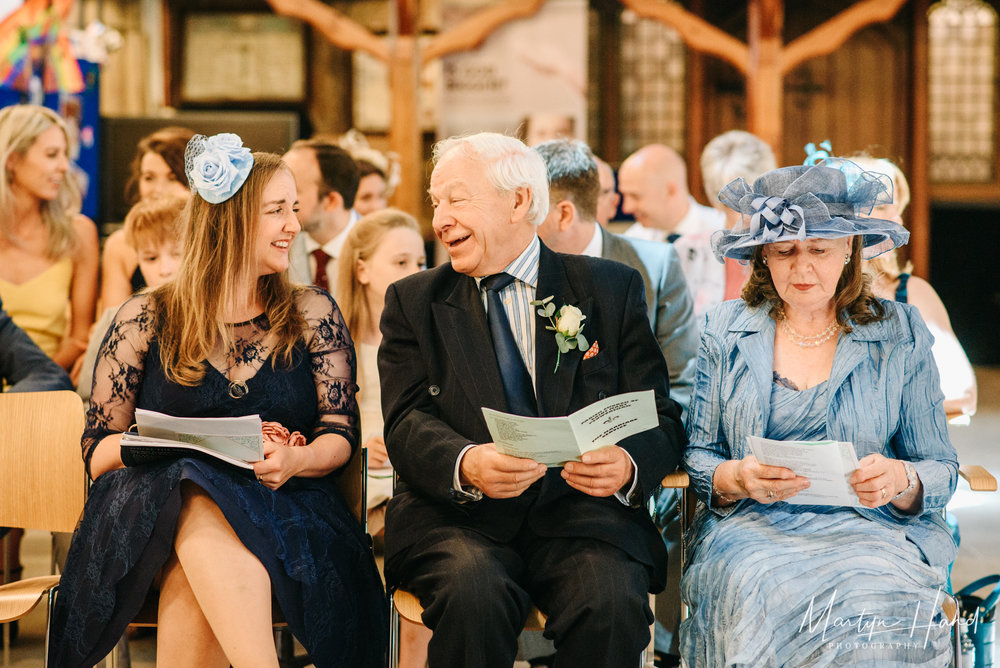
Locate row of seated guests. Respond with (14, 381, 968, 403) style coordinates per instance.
(0, 114, 967, 665)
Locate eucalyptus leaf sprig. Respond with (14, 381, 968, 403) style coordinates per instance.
(530, 296, 587, 373)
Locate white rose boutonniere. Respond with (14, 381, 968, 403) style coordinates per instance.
(530, 296, 588, 373)
(184, 133, 255, 204)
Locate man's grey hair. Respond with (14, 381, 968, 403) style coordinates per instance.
(433, 133, 549, 226)
(533, 139, 600, 222)
(700, 130, 777, 207)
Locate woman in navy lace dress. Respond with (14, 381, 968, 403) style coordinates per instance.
(49, 135, 387, 667)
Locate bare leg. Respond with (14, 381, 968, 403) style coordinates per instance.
(156, 553, 228, 668)
(398, 619, 432, 668)
(172, 482, 279, 668)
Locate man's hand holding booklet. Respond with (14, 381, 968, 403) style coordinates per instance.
(481, 390, 659, 467)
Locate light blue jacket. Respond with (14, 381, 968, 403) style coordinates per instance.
(684, 299, 959, 567)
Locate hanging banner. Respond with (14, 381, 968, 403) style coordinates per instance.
(437, 0, 587, 144)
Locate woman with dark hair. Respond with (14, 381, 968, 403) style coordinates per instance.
(99, 126, 195, 310)
(51, 134, 387, 667)
(680, 158, 957, 666)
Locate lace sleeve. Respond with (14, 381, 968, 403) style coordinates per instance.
(82, 295, 155, 476)
(298, 288, 360, 452)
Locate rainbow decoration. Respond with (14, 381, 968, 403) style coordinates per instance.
(0, 0, 83, 94)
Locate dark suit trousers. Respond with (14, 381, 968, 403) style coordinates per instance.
(387, 523, 653, 668)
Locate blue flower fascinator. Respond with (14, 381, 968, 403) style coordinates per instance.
(710, 157, 910, 263)
(184, 133, 254, 204)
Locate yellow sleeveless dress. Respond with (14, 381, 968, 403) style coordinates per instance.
(0, 256, 72, 357)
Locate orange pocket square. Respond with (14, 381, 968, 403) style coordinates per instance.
(583, 340, 600, 360)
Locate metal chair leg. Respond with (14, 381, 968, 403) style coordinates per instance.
(389, 595, 401, 668)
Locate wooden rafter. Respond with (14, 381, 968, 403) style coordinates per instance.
(619, 0, 750, 74)
(781, 0, 909, 73)
(264, 0, 390, 63)
(422, 0, 547, 66)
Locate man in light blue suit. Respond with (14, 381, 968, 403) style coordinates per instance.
(533, 139, 697, 665)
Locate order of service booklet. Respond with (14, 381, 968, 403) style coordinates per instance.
(120, 408, 264, 470)
(747, 435, 863, 507)
(481, 389, 659, 467)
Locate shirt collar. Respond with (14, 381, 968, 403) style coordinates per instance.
(302, 210, 360, 258)
(580, 224, 603, 258)
(474, 235, 540, 290)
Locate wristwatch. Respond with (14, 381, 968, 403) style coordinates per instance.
(892, 461, 919, 500)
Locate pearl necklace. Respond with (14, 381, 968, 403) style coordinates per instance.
(780, 318, 840, 347)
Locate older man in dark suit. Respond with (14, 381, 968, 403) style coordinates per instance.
(379, 133, 686, 667)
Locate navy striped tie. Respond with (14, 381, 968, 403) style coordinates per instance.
(481, 273, 536, 416)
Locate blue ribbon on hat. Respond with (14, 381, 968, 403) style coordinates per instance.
(749, 196, 807, 244)
(803, 140, 833, 166)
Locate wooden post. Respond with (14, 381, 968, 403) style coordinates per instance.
(686, 0, 707, 202)
(622, 0, 909, 166)
(909, 0, 930, 278)
(747, 0, 784, 159)
(388, 34, 423, 220)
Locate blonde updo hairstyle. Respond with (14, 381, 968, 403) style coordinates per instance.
(849, 154, 912, 282)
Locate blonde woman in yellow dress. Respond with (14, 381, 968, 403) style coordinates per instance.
(0, 104, 98, 373)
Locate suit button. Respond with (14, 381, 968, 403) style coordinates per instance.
(598, 391, 607, 400)
(428, 385, 441, 396)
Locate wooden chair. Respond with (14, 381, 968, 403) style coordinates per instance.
(108, 443, 369, 668)
(0, 391, 87, 668)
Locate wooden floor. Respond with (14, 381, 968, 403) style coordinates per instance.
(6, 367, 1000, 666)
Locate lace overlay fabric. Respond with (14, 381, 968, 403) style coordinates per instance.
(51, 286, 386, 668)
(82, 287, 359, 473)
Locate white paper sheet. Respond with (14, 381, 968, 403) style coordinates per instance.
(747, 435, 863, 507)
(482, 390, 658, 466)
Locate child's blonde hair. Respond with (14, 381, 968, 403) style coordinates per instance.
(123, 196, 187, 252)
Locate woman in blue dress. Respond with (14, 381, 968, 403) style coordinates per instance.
(49, 134, 387, 667)
(681, 157, 958, 666)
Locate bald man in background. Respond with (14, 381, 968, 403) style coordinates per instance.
(618, 144, 723, 243)
(594, 157, 621, 227)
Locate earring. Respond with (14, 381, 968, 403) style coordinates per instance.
(762, 256, 768, 266)
(844, 255, 850, 265)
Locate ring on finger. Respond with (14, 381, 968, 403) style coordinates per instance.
(767, 489, 774, 499)
(880, 487, 886, 499)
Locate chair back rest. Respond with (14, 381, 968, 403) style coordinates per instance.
(0, 391, 86, 533)
(335, 444, 367, 531)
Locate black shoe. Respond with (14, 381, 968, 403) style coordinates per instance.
(654, 652, 681, 668)
(528, 654, 555, 668)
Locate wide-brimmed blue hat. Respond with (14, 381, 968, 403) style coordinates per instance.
(711, 157, 909, 263)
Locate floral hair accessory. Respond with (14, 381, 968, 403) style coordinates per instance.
(530, 296, 587, 373)
(711, 157, 909, 263)
(803, 140, 833, 165)
(184, 133, 254, 204)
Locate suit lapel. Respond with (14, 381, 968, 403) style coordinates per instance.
(535, 245, 592, 417)
(431, 273, 508, 413)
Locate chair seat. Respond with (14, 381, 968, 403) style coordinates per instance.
(392, 589, 547, 630)
(0, 575, 60, 623)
